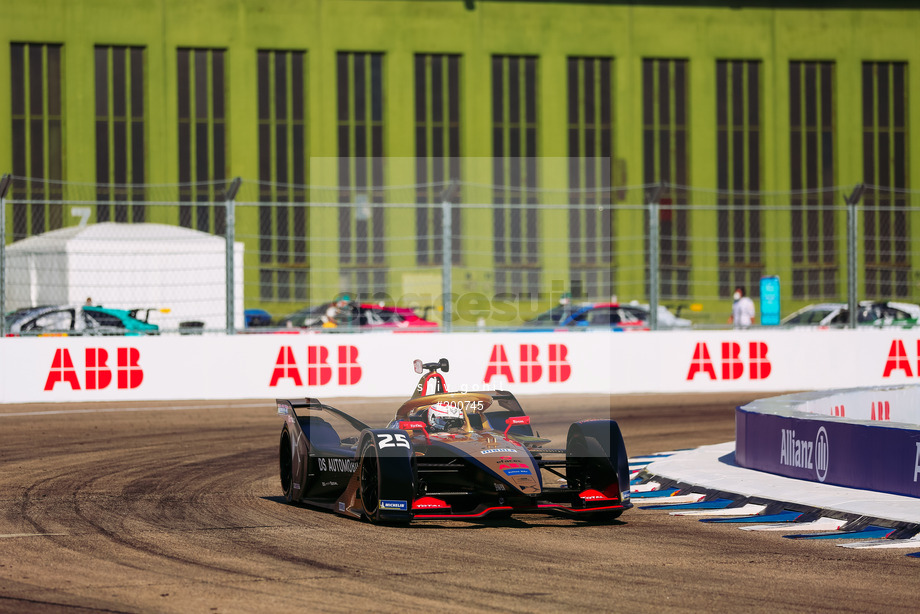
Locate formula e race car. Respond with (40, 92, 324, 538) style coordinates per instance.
(276, 358, 632, 523)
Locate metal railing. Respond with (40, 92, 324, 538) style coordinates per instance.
(2, 173, 918, 335)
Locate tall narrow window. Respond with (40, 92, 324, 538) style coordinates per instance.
(9, 42, 64, 240)
(716, 59, 762, 298)
(177, 48, 228, 235)
(790, 60, 836, 299)
(414, 53, 461, 266)
(336, 52, 386, 297)
(567, 56, 614, 299)
(95, 45, 146, 224)
(862, 61, 909, 299)
(492, 55, 539, 298)
(642, 58, 689, 298)
(257, 49, 308, 302)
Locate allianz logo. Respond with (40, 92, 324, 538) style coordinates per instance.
(780, 427, 829, 482)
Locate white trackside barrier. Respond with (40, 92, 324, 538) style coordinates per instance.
(4, 328, 920, 404)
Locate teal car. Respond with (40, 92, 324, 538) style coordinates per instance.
(85, 306, 160, 335)
(4, 305, 159, 336)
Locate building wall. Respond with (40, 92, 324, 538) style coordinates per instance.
(2, 1, 919, 321)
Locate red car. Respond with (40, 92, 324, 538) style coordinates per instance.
(277, 301, 438, 330)
(361, 304, 438, 330)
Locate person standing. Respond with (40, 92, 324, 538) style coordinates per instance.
(730, 286, 755, 328)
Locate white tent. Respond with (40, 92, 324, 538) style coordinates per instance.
(4, 222, 244, 331)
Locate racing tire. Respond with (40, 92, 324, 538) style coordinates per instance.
(358, 430, 416, 524)
(279, 426, 296, 503)
(565, 419, 630, 521)
(359, 438, 382, 519)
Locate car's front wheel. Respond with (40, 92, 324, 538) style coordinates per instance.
(357, 430, 416, 524)
(359, 438, 381, 519)
(566, 420, 629, 521)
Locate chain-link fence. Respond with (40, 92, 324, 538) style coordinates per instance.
(2, 173, 919, 335)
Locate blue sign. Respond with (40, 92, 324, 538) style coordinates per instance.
(760, 276, 781, 326)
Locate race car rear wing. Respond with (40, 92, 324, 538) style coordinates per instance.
(276, 397, 371, 432)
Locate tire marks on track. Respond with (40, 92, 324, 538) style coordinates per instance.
(2, 396, 918, 613)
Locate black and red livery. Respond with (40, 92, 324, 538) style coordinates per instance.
(277, 358, 632, 523)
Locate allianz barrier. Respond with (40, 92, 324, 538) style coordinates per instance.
(735, 386, 920, 498)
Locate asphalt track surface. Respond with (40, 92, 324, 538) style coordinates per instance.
(1, 394, 916, 613)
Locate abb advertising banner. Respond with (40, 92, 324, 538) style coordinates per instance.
(0, 332, 608, 404)
(5, 328, 920, 404)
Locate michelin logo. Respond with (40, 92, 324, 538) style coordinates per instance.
(380, 500, 408, 511)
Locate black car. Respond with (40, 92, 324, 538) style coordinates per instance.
(4, 305, 159, 336)
(277, 358, 632, 523)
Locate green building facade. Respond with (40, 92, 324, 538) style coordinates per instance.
(2, 1, 919, 325)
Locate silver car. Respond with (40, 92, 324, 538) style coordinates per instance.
(781, 301, 920, 328)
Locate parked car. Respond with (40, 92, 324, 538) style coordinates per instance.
(244, 308, 273, 327)
(780, 301, 920, 328)
(276, 303, 330, 328)
(620, 301, 693, 329)
(277, 300, 438, 330)
(523, 300, 691, 331)
(4, 304, 160, 336)
(362, 304, 438, 329)
(85, 306, 162, 334)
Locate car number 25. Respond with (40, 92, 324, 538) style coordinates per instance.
(377, 433, 410, 448)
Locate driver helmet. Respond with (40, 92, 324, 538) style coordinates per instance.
(426, 402, 464, 432)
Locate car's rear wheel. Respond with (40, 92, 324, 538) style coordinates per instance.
(279, 426, 295, 503)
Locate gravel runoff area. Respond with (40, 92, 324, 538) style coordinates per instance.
(0, 392, 916, 613)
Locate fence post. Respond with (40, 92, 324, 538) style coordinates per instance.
(0, 175, 10, 337)
(646, 183, 665, 331)
(844, 184, 864, 330)
(225, 177, 242, 334)
(440, 181, 459, 332)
